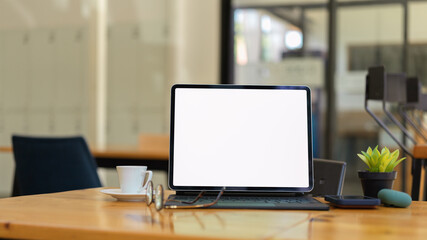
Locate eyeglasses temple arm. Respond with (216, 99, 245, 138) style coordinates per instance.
(168, 191, 206, 204)
(166, 187, 226, 209)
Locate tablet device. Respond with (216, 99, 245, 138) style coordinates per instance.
(169, 84, 313, 193)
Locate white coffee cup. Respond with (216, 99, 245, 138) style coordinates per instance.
(116, 166, 153, 194)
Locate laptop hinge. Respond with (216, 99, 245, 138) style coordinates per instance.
(174, 191, 304, 197)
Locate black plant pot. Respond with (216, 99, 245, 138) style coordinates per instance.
(358, 171, 397, 198)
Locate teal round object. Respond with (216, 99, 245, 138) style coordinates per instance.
(377, 189, 412, 208)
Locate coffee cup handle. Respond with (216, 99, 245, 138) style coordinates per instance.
(142, 171, 153, 189)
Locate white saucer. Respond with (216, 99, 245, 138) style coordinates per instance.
(100, 188, 147, 202)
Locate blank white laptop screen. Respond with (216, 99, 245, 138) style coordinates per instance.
(170, 85, 313, 192)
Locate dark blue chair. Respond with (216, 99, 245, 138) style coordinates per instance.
(12, 135, 102, 196)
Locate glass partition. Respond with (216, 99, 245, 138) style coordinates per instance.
(232, 0, 328, 158)
(230, 0, 419, 195)
(408, 1, 427, 85)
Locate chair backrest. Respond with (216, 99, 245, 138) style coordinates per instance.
(366, 66, 407, 103)
(406, 77, 421, 107)
(365, 66, 415, 157)
(401, 77, 427, 142)
(417, 93, 427, 111)
(12, 135, 102, 196)
(310, 158, 346, 196)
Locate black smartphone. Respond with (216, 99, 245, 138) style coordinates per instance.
(324, 195, 381, 208)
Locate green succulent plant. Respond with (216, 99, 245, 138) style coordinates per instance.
(357, 146, 406, 172)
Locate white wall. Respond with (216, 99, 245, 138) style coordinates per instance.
(103, 0, 220, 189)
(105, 0, 220, 146)
(0, 0, 95, 197)
(0, 0, 221, 196)
(0, 0, 92, 29)
(106, 0, 169, 146)
(169, 0, 220, 85)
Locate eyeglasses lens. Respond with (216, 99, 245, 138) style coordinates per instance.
(155, 184, 164, 211)
(145, 180, 153, 206)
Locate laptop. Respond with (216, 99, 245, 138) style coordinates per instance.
(166, 84, 329, 210)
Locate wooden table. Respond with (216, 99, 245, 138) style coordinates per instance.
(0, 188, 426, 240)
(0, 145, 169, 171)
(90, 146, 169, 171)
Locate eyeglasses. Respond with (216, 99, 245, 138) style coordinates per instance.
(145, 181, 225, 211)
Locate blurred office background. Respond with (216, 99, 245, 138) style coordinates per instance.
(1, 0, 427, 197)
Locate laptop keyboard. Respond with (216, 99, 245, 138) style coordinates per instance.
(166, 195, 329, 210)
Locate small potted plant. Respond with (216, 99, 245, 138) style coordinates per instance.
(357, 146, 406, 198)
